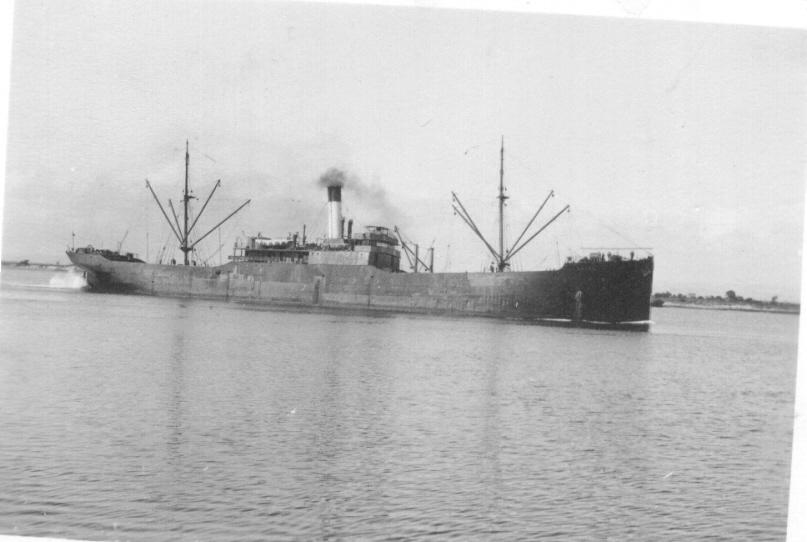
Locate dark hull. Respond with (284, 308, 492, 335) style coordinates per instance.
(66, 251, 654, 331)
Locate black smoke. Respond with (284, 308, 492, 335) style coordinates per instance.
(315, 167, 406, 228)
(318, 167, 347, 188)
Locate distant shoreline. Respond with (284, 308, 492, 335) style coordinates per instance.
(653, 288, 800, 315)
(657, 301, 799, 315)
(1, 261, 76, 272)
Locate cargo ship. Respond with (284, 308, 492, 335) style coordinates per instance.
(67, 141, 654, 330)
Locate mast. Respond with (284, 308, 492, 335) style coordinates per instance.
(453, 136, 568, 272)
(497, 136, 508, 271)
(146, 140, 250, 266)
(182, 140, 191, 265)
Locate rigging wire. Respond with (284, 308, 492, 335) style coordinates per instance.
(461, 137, 503, 157)
(562, 204, 649, 253)
(506, 147, 649, 254)
(305, 201, 329, 240)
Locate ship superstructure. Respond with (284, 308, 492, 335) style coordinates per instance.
(237, 183, 402, 272)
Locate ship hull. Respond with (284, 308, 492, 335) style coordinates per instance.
(66, 251, 653, 331)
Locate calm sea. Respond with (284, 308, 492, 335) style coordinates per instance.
(0, 268, 798, 541)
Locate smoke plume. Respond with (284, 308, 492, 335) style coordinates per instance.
(318, 167, 347, 188)
(315, 167, 407, 228)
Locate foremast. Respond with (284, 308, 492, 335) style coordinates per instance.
(452, 137, 570, 271)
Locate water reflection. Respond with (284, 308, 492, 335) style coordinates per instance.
(166, 303, 188, 496)
(0, 285, 797, 540)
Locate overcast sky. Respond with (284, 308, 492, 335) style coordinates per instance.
(2, 1, 805, 301)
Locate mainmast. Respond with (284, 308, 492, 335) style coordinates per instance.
(497, 136, 508, 271)
(145, 141, 251, 266)
(182, 140, 191, 265)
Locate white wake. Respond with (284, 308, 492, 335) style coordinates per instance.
(48, 270, 88, 289)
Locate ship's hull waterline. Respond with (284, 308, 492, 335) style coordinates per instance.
(66, 251, 654, 331)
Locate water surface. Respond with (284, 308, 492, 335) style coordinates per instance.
(0, 268, 797, 540)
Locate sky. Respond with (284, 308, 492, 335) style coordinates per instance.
(1, 1, 806, 301)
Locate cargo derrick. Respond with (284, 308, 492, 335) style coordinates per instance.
(452, 137, 570, 272)
(393, 227, 434, 273)
(146, 140, 250, 266)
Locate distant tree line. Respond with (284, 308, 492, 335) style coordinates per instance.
(653, 290, 798, 310)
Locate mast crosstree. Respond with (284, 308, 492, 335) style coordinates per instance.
(146, 141, 251, 265)
(452, 137, 570, 271)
